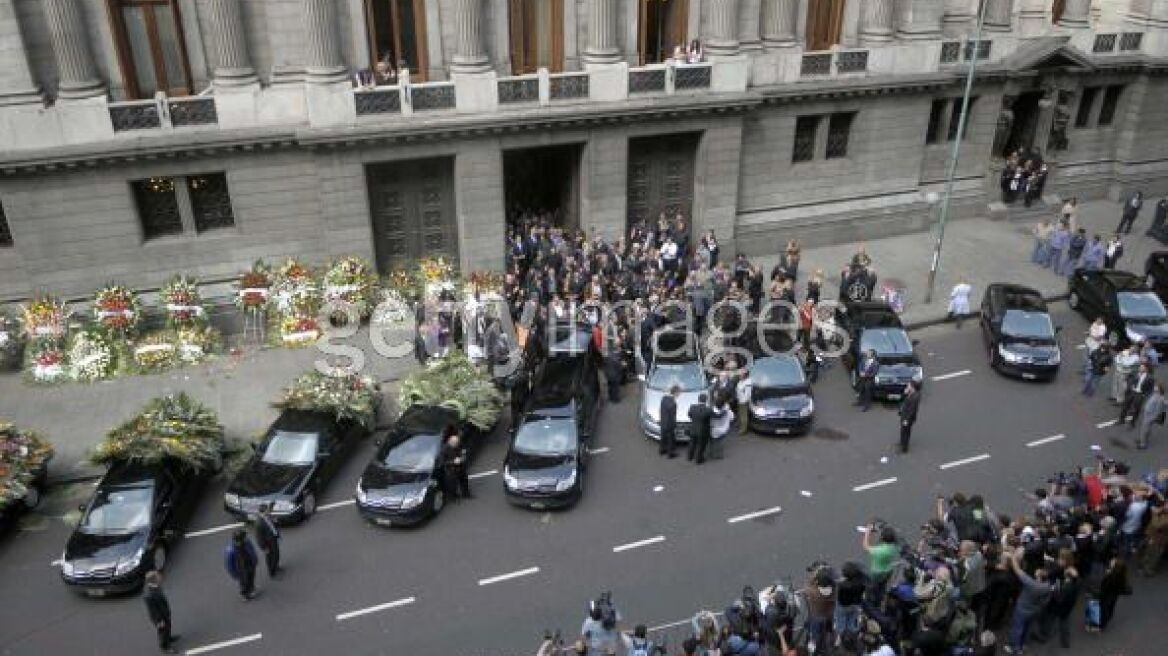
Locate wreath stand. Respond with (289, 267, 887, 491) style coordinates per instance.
(243, 307, 266, 346)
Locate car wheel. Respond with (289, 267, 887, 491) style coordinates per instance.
(151, 545, 167, 572)
(432, 489, 445, 514)
(1068, 290, 1080, 310)
(302, 492, 317, 519)
(21, 485, 41, 510)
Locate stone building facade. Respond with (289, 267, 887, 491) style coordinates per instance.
(1, 0, 1167, 300)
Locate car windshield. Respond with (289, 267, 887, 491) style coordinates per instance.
(751, 357, 805, 387)
(1117, 292, 1167, 320)
(1001, 310, 1055, 339)
(80, 486, 153, 533)
(514, 418, 577, 456)
(382, 433, 442, 473)
(859, 328, 913, 355)
(647, 363, 705, 391)
(261, 431, 319, 466)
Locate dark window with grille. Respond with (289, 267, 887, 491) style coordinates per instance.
(925, 99, 947, 144)
(0, 200, 12, 247)
(825, 112, 855, 159)
(1075, 87, 1098, 128)
(1097, 85, 1123, 126)
(132, 177, 184, 240)
(188, 173, 235, 232)
(947, 97, 977, 141)
(792, 115, 820, 163)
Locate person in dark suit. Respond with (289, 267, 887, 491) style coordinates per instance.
(143, 571, 179, 653)
(687, 393, 713, 464)
(224, 529, 258, 600)
(898, 382, 921, 454)
(1119, 362, 1155, 426)
(1149, 198, 1168, 241)
(254, 504, 281, 578)
(659, 385, 679, 458)
(855, 349, 879, 412)
(1116, 191, 1144, 234)
(604, 345, 623, 403)
(441, 429, 472, 500)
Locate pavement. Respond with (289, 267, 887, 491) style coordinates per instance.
(2, 305, 1167, 656)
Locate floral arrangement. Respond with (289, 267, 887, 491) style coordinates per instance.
(235, 260, 272, 311)
(399, 351, 503, 431)
(371, 287, 412, 326)
(24, 339, 68, 384)
(383, 269, 422, 303)
(270, 258, 318, 315)
(0, 421, 54, 508)
(132, 331, 177, 372)
(279, 315, 321, 347)
(20, 295, 70, 341)
(90, 393, 224, 472)
(160, 275, 207, 330)
(323, 256, 378, 318)
(465, 271, 505, 296)
(93, 284, 141, 337)
(68, 330, 117, 382)
(176, 325, 221, 364)
(274, 370, 381, 428)
(418, 256, 456, 283)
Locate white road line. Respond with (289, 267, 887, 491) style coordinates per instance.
(1026, 434, 1067, 448)
(588, 447, 611, 455)
(1075, 344, 1086, 350)
(939, 453, 992, 470)
(1096, 419, 1118, 428)
(727, 506, 783, 524)
(185, 633, 262, 655)
(931, 369, 972, 382)
(468, 469, 498, 479)
(50, 559, 62, 568)
(319, 499, 355, 511)
(184, 522, 244, 539)
(478, 566, 540, 586)
(852, 477, 898, 493)
(335, 596, 416, 621)
(612, 535, 666, 553)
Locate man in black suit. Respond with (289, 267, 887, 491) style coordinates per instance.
(659, 385, 679, 458)
(1119, 362, 1155, 426)
(687, 393, 713, 464)
(1116, 190, 1144, 234)
(898, 382, 921, 453)
(143, 570, 179, 653)
(254, 504, 281, 578)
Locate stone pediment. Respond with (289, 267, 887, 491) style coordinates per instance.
(1004, 36, 1097, 73)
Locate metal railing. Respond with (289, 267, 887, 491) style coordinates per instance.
(800, 52, 833, 77)
(673, 62, 712, 90)
(940, 39, 992, 65)
(168, 96, 217, 127)
(549, 72, 589, 100)
(354, 86, 402, 115)
(1119, 32, 1144, 52)
(628, 66, 667, 94)
(836, 50, 869, 74)
(108, 99, 162, 132)
(1093, 33, 1118, 53)
(498, 75, 540, 104)
(410, 82, 456, 111)
(800, 50, 869, 79)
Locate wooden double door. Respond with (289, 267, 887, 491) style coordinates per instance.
(627, 133, 699, 228)
(366, 159, 459, 274)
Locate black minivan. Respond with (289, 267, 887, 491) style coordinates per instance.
(503, 355, 600, 510)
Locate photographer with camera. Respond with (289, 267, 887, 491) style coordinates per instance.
(580, 592, 620, 656)
(861, 521, 900, 603)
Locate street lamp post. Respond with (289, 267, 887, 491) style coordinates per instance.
(923, 0, 991, 305)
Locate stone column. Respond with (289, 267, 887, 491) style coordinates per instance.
(43, 0, 104, 99)
(984, 0, 1016, 32)
(1032, 94, 1057, 157)
(1059, 0, 1092, 28)
(583, 0, 621, 64)
(897, 0, 944, 40)
(450, 0, 490, 73)
(762, 0, 798, 47)
(739, 0, 763, 51)
(706, 0, 742, 56)
(0, 0, 42, 105)
(207, 0, 258, 86)
(302, 0, 347, 83)
(859, 0, 896, 45)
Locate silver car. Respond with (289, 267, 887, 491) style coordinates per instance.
(639, 331, 708, 442)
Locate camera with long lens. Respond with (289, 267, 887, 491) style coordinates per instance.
(590, 591, 618, 631)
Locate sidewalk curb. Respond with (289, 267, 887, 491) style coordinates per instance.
(903, 292, 1070, 331)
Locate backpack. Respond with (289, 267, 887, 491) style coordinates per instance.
(629, 637, 655, 656)
(223, 544, 239, 580)
(921, 580, 954, 626)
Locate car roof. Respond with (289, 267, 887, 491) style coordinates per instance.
(396, 405, 460, 435)
(101, 462, 160, 487)
(273, 409, 339, 432)
(1096, 270, 1146, 290)
(848, 302, 903, 328)
(653, 329, 701, 363)
(987, 284, 1047, 313)
(528, 358, 585, 413)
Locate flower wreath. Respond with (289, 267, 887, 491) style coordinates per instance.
(160, 275, 207, 330)
(93, 284, 141, 337)
(133, 331, 177, 372)
(25, 339, 68, 384)
(235, 260, 272, 312)
(271, 258, 319, 315)
(68, 330, 117, 382)
(20, 295, 70, 342)
(323, 256, 377, 318)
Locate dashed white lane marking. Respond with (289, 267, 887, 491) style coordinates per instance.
(319, 499, 355, 511)
(588, 447, 611, 455)
(335, 596, 416, 621)
(1027, 434, 1067, 448)
(612, 535, 666, 553)
(800, 490, 813, 498)
(185, 632, 263, 655)
(468, 469, 498, 479)
(1096, 419, 1118, 428)
(184, 522, 245, 539)
(1075, 344, 1086, 350)
(653, 485, 665, 493)
(478, 566, 540, 586)
(852, 477, 898, 493)
(727, 506, 783, 524)
(50, 559, 62, 568)
(939, 453, 992, 470)
(931, 369, 972, 382)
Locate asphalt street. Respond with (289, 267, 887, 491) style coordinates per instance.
(2, 303, 1167, 656)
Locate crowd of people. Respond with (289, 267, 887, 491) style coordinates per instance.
(547, 459, 1168, 656)
(1000, 151, 1050, 209)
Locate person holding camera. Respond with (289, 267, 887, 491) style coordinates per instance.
(580, 594, 620, 656)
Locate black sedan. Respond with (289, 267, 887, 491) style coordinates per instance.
(224, 409, 369, 524)
(504, 411, 588, 510)
(980, 283, 1061, 380)
(747, 355, 814, 436)
(355, 405, 481, 527)
(1068, 268, 1168, 352)
(61, 461, 207, 596)
(838, 301, 924, 400)
(1145, 251, 1168, 303)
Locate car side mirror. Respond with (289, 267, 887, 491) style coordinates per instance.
(77, 503, 86, 513)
